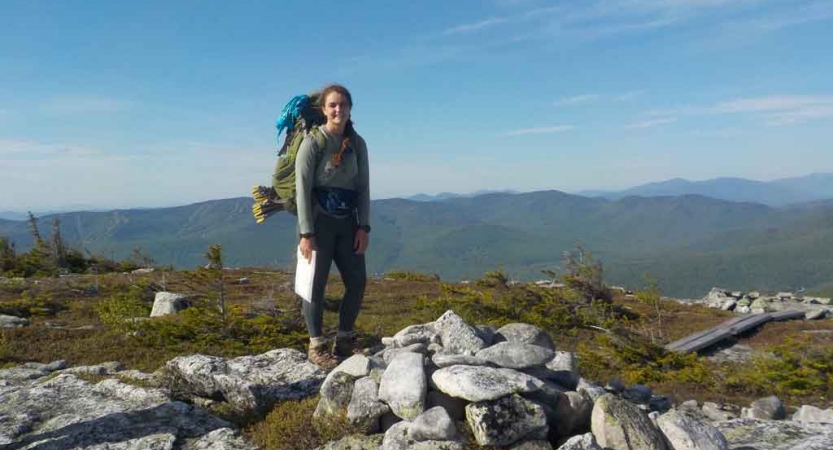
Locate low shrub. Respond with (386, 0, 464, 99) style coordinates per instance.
(128, 302, 309, 357)
(416, 281, 620, 337)
(246, 396, 363, 450)
(385, 270, 439, 282)
(0, 292, 67, 318)
(577, 332, 713, 387)
(94, 289, 152, 334)
(725, 338, 833, 402)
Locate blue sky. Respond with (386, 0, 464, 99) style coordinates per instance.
(1, 0, 832, 211)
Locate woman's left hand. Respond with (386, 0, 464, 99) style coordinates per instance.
(354, 229, 369, 255)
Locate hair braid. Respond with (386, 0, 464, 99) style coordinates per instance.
(331, 119, 355, 167)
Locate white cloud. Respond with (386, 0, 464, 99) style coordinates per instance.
(442, 17, 510, 36)
(764, 106, 833, 126)
(712, 95, 833, 113)
(736, 0, 833, 31)
(648, 95, 833, 125)
(625, 117, 677, 129)
(617, 90, 646, 101)
(0, 140, 103, 157)
(556, 94, 600, 106)
(500, 125, 574, 136)
(43, 96, 134, 115)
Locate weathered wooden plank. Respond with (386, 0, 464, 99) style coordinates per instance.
(665, 309, 807, 354)
(770, 310, 805, 321)
(665, 327, 719, 350)
(667, 328, 733, 353)
(666, 314, 764, 351)
(727, 313, 773, 335)
(665, 310, 804, 353)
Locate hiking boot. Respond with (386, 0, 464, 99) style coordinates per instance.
(334, 335, 363, 359)
(308, 344, 339, 370)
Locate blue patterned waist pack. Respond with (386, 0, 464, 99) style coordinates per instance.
(315, 187, 358, 217)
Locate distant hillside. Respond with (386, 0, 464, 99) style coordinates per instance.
(2, 191, 832, 297)
(404, 189, 518, 202)
(585, 173, 833, 206)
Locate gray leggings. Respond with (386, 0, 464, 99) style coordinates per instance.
(301, 212, 367, 338)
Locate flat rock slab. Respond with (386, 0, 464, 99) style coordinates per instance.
(475, 342, 555, 369)
(466, 394, 548, 446)
(166, 348, 325, 416)
(656, 408, 728, 450)
(431, 365, 544, 402)
(432, 354, 489, 368)
(716, 418, 833, 450)
(495, 323, 555, 350)
(0, 373, 254, 449)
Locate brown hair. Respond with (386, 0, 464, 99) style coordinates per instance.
(320, 84, 355, 167)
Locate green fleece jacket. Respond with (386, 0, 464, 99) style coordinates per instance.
(295, 125, 370, 235)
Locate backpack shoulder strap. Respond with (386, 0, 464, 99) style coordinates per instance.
(309, 127, 327, 153)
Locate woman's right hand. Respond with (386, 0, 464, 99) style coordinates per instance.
(299, 236, 317, 263)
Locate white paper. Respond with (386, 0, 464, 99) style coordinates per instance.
(295, 246, 316, 302)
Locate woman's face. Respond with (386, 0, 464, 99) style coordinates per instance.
(322, 91, 351, 128)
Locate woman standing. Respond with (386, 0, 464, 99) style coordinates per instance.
(295, 84, 370, 369)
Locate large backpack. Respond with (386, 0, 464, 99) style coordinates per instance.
(252, 93, 327, 222)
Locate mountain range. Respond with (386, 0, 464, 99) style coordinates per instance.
(577, 173, 833, 206)
(2, 188, 833, 298)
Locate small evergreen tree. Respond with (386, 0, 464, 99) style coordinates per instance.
(204, 244, 226, 321)
(20, 214, 53, 276)
(27, 212, 43, 244)
(0, 237, 17, 275)
(562, 245, 611, 303)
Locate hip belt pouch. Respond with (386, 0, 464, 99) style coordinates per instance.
(315, 187, 358, 217)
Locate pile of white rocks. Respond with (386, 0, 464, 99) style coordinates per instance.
(312, 310, 729, 450)
(701, 287, 831, 320)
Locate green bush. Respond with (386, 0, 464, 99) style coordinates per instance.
(94, 287, 152, 333)
(385, 270, 439, 282)
(246, 396, 365, 450)
(577, 333, 712, 387)
(725, 338, 833, 401)
(129, 302, 308, 356)
(0, 292, 66, 318)
(416, 280, 619, 336)
(475, 270, 509, 288)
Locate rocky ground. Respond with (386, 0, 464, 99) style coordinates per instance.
(2, 310, 832, 450)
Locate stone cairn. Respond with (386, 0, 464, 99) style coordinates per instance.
(699, 288, 831, 320)
(313, 310, 726, 450)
